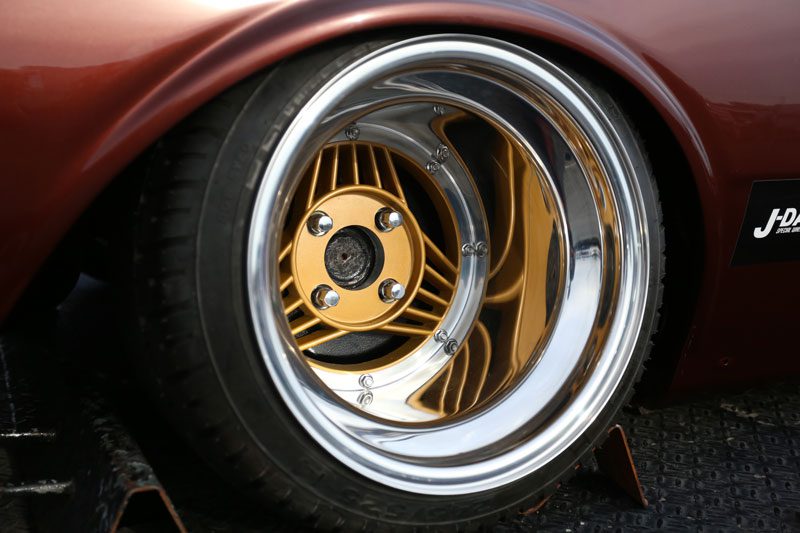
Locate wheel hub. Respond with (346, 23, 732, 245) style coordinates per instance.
(290, 186, 425, 331)
(324, 226, 381, 289)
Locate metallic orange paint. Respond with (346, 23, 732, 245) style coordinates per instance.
(2, 0, 799, 393)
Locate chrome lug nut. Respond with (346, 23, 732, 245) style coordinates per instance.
(379, 279, 405, 303)
(444, 339, 459, 355)
(311, 285, 339, 310)
(307, 211, 333, 236)
(375, 208, 403, 232)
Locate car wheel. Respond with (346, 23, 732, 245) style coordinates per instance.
(132, 34, 664, 530)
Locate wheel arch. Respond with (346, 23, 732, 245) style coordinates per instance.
(6, 2, 709, 344)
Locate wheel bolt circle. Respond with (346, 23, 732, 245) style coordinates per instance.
(375, 208, 403, 232)
(307, 211, 333, 236)
(379, 279, 405, 303)
(312, 285, 339, 309)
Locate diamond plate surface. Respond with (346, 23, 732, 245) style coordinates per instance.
(501, 384, 800, 532)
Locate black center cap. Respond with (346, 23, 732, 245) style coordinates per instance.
(324, 226, 384, 290)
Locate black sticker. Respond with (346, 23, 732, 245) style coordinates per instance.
(732, 179, 800, 266)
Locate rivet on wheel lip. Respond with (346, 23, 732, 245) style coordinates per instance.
(358, 374, 374, 389)
(434, 144, 450, 163)
(461, 243, 476, 256)
(306, 211, 333, 236)
(444, 339, 459, 355)
(434, 329, 448, 343)
(311, 285, 339, 309)
(475, 241, 489, 257)
(432, 104, 446, 115)
(344, 123, 360, 140)
(426, 160, 441, 173)
(357, 390, 374, 407)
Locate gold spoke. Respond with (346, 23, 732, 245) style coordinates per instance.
(424, 264, 454, 292)
(305, 151, 324, 209)
(279, 242, 292, 263)
(377, 322, 433, 336)
(280, 273, 294, 292)
(423, 234, 457, 276)
(484, 274, 523, 306)
(402, 305, 443, 324)
(297, 328, 349, 351)
(328, 144, 339, 191)
(350, 143, 359, 185)
(417, 287, 449, 308)
(488, 142, 516, 279)
(284, 297, 303, 316)
(380, 147, 407, 203)
(367, 145, 383, 188)
(290, 315, 321, 336)
(464, 321, 491, 409)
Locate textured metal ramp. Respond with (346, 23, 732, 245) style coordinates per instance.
(503, 384, 800, 532)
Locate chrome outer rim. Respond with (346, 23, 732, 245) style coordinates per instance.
(247, 35, 649, 495)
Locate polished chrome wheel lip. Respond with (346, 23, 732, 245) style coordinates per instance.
(247, 35, 649, 495)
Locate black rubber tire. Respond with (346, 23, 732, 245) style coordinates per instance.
(130, 36, 664, 531)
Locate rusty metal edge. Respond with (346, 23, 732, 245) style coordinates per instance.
(112, 486, 188, 533)
(594, 424, 648, 508)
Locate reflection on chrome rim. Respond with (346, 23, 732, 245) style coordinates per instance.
(247, 35, 649, 495)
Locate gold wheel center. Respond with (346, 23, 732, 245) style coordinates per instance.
(290, 186, 425, 331)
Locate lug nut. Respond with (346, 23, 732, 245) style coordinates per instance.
(379, 279, 405, 303)
(375, 208, 403, 232)
(312, 285, 339, 309)
(307, 211, 333, 236)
